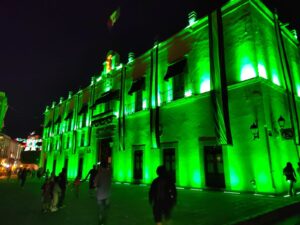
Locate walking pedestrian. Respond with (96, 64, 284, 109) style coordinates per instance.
(20, 168, 28, 188)
(57, 167, 67, 208)
(6, 167, 12, 182)
(41, 177, 53, 213)
(283, 162, 296, 196)
(84, 165, 98, 197)
(50, 176, 61, 212)
(149, 165, 177, 225)
(72, 175, 81, 198)
(94, 161, 112, 225)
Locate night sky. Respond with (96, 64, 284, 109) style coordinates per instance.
(0, 0, 298, 138)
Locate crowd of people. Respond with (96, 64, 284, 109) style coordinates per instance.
(7, 161, 300, 225)
(37, 163, 177, 225)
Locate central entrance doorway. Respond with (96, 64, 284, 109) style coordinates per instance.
(98, 137, 112, 166)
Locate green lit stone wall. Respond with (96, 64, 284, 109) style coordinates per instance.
(251, 3, 282, 85)
(223, 3, 257, 83)
(41, 0, 300, 194)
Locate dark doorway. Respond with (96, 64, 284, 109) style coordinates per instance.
(204, 145, 225, 189)
(98, 138, 112, 167)
(78, 157, 83, 178)
(64, 158, 69, 172)
(163, 148, 176, 183)
(52, 159, 57, 175)
(133, 150, 143, 182)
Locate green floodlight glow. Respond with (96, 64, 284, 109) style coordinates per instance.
(241, 64, 256, 81)
(200, 78, 210, 93)
(258, 63, 267, 79)
(229, 169, 240, 188)
(145, 168, 150, 181)
(297, 86, 300, 97)
(96, 76, 102, 82)
(127, 170, 132, 180)
(157, 94, 161, 106)
(167, 86, 172, 102)
(272, 75, 280, 86)
(125, 106, 132, 115)
(184, 90, 192, 97)
(116, 64, 123, 70)
(256, 172, 271, 192)
(114, 111, 119, 118)
(142, 100, 147, 109)
(167, 93, 172, 102)
(192, 171, 201, 185)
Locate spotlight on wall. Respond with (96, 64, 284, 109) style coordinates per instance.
(250, 122, 259, 140)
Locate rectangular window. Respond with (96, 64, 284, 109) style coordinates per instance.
(104, 101, 111, 113)
(135, 89, 143, 112)
(173, 73, 184, 100)
(80, 132, 85, 147)
(82, 113, 87, 128)
(68, 119, 72, 131)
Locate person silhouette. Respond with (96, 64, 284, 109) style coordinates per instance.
(283, 162, 296, 196)
(57, 167, 67, 207)
(84, 165, 98, 196)
(149, 165, 177, 225)
(94, 161, 112, 225)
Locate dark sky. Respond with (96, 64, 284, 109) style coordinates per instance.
(0, 0, 298, 138)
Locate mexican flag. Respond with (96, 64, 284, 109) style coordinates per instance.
(107, 7, 120, 29)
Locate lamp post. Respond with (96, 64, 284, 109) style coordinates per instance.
(250, 122, 259, 140)
(278, 115, 285, 129)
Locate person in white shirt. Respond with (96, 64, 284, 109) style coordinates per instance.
(94, 161, 112, 225)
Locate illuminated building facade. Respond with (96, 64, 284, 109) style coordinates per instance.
(0, 92, 8, 132)
(0, 133, 23, 169)
(41, 0, 300, 194)
(17, 132, 42, 167)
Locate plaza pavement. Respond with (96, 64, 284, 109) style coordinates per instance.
(0, 176, 299, 225)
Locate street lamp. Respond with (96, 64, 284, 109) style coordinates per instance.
(278, 115, 285, 129)
(250, 122, 259, 140)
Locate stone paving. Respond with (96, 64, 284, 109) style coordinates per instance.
(0, 177, 299, 225)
